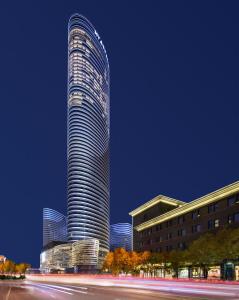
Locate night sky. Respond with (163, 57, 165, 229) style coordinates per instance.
(0, 1, 239, 267)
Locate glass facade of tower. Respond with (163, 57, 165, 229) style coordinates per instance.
(43, 208, 67, 248)
(67, 14, 110, 251)
(110, 223, 132, 251)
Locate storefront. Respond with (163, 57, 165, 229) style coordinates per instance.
(207, 266, 221, 280)
(222, 261, 235, 280)
(189, 267, 205, 279)
(178, 267, 189, 278)
(235, 265, 239, 281)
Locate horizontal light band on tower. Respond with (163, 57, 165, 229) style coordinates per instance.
(110, 223, 132, 251)
(43, 208, 67, 247)
(67, 14, 110, 251)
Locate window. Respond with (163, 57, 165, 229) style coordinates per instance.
(178, 228, 186, 236)
(228, 215, 233, 224)
(148, 228, 152, 235)
(208, 202, 219, 213)
(166, 245, 173, 252)
(234, 213, 239, 222)
(214, 219, 220, 228)
(156, 247, 162, 252)
(178, 242, 186, 250)
(156, 224, 162, 231)
(228, 213, 239, 224)
(192, 209, 200, 220)
(166, 220, 172, 227)
(156, 236, 163, 243)
(166, 233, 172, 240)
(228, 196, 236, 207)
(192, 224, 201, 233)
(178, 215, 185, 224)
(143, 213, 148, 221)
(208, 220, 214, 229)
(208, 219, 219, 229)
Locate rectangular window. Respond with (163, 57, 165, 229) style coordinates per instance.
(208, 220, 214, 229)
(192, 224, 201, 233)
(234, 213, 239, 222)
(228, 215, 233, 224)
(166, 245, 173, 252)
(166, 233, 172, 240)
(178, 215, 185, 224)
(192, 209, 200, 220)
(214, 219, 220, 228)
(178, 228, 186, 236)
(166, 220, 172, 227)
(178, 242, 186, 250)
(228, 196, 236, 207)
(208, 202, 219, 213)
(156, 236, 163, 243)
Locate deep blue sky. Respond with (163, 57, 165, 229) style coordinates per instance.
(0, 1, 239, 267)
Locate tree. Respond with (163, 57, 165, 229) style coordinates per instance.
(15, 263, 31, 275)
(127, 251, 141, 274)
(0, 263, 4, 274)
(169, 250, 187, 278)
(103, 252, 114, 272)
(215, 227, 239, 261)
(186, 232, 219, 278)
(3, 260, 15, 275)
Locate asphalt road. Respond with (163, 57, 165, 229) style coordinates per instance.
(1, 280, 239, 300)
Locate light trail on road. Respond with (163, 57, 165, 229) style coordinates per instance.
(1, 279, 239, 299)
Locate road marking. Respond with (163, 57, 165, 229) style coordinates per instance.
(59, 284, 88, 290)
(5, 287, 11, 300)
(33, 284, 73, 295)
(44, 284, 87, 294)
(32, 284, 87, 295)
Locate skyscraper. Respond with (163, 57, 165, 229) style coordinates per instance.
(110, 223, 132, 251)
(67, 14, 110, 253)
(43, 208, 67, 248)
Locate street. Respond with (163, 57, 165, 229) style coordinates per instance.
(1, 279, 239, 300)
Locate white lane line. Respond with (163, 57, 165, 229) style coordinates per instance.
(5, 287, 11, 300)
(34, 283, 87, 295)
(57, 284, 88, 290)
(32, 284, 73, 295)
(44, 284, 87, 294)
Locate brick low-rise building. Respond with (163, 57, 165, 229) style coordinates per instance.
(129, 181, 239, 254)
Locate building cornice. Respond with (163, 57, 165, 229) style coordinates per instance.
(133, 181, 239, 231)
(129, 195, 186, 217)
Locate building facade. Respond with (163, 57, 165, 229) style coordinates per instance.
(130, 182, 239, 254)
(43, 208, 67, 249)
(40, 239, 100, 273)
(0, 256, 6, 263)
(67, 14, 110, 254)
(110, 223, 132, 251)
